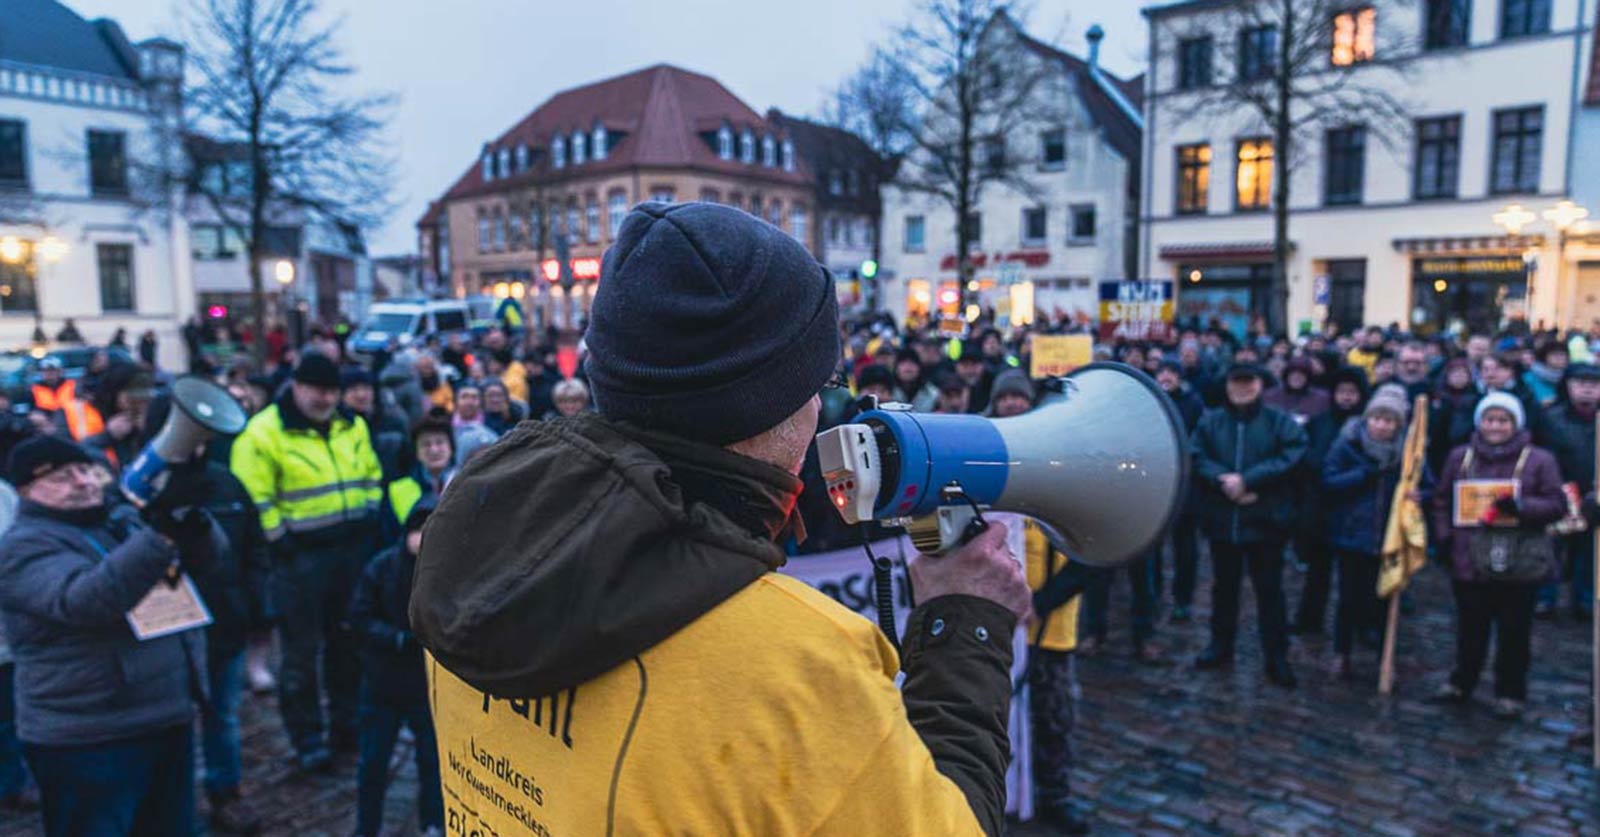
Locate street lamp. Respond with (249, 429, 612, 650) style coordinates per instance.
(274, 259, 295, 286)
(1492, 204, 1537, 236)
(1498, 200, 1597, 327)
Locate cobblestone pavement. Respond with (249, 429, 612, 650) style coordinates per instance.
(1, 554, 1596, 836)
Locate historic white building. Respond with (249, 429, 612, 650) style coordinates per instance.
(1141, 0, 1599, 337)
(878, 19, 1144, 328)
(0, 0, 192, 359)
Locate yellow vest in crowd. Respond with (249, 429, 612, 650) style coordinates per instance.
(427, 572, 987, 836)
(230, 404, 382, 541)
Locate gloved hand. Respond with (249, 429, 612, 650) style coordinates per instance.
(142, 505, 218, 577)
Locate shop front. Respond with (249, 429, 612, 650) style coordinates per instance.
(1407, 253, 1530, 337)
(1160, 242, 1277, 340)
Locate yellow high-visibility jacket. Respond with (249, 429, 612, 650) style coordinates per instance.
(1024, 521, 1080, 652)
(230, 396, 382, 542)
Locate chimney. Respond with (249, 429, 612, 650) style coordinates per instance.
(1086, 24, 1105, 71)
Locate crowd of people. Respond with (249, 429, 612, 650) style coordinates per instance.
(1, 277, 1598, 834)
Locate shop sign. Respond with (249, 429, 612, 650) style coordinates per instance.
(1414, 256, 1527, 278)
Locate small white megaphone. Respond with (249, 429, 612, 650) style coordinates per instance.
(815, 362, 1189, 566)
(121, 376, 249, 507)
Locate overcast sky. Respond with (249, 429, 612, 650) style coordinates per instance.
(67, 0, 1148, 256)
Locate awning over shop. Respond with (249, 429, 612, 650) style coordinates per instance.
(1391, 234, 1544, 254)
(1157, 241, 1282, 261)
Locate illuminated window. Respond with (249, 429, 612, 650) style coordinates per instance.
(1332, 7, 1377, 66)
(1235, 138, 1273, 211)
(1176, 143, 1211, 214)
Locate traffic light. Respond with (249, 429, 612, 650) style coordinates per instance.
(860, 259, 878, 280)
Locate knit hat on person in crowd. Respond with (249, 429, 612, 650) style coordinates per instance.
(293, 353, 342, 389)
(583, 202, 839, 446)
(1364, 388, 1410, 422)
(1565, 362, 1600, 382)
(1224, 362, 1268, 383)
(340, 368, 373, 390)
(1475, 390, 1526, 430)
(855, 364, 895, 393)
(413, 417, 457, 461)
(988, 367, 1036, 407)
(6, 434, 93, 487)
(956, 340, 986, 365)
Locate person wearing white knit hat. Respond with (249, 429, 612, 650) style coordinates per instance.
(1474, 390, 1525, 431)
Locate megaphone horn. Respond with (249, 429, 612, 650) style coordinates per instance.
(122, 376, 250, 507)
(816, 362, 1190, 567)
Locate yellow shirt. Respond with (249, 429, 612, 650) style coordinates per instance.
(502, 361, 530, 403)
(1023, 522, 1080, 652)
(428, 573, 987, 836)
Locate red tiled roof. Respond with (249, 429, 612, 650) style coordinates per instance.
(415, 199, 443, 229)
(439, 63, 807, 203)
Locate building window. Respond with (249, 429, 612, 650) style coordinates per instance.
(477, 215, 490, 254)
(497, 148, 510, 177)
(727, 192, 742, 212)
(515, 145, 529, 172)
(847, 170, 860, 196)
(593, 125, 607, 160)
(1021, 207, 1047, 245)
(699, 188, 720, 204)
(566, 203, 580, 243)
(1324, 126, 1366, 205)
(1326, 259, 1367, 334)
(1235, 138, 1273, 211)
(767, 200, 782, 229)
(1041, 129, 1066, 168)
(548, 203, 563, 242)
(829, 170, 843, 196)
(87, 130, 127, 196)
(650, 187, 674, 203)
(741, 130, 755, 163)
(718, 125, 733, 160)
(481, 152, 493, 181)
(790, 205, 807, 243)
(0, 120, 27, 187)
(0, 246, 36, 313)
(191, 224, 241, 260)
(494, 213, 507, 252)
(1177, 36, 1213, 89)
(1425, 0, 1470, 49)
(844, 216, 856, 247)
(528, 206, 543, 250)
(1238, 25, 1278, 81)
(762, 135, 776, 167)
(1070, 205, 1096, 242)
(572, 132, 586, 165)
(609, 192, 627, 238)
(964, 212, 982, 247)
(1414, 115, 1461, 199)
(1502, 0, 1551, 38)
(749, 195, 763, 217)
(1176, 143, 1211, 214)
(1491, 106, 1543, 194)
(904, 215, 925, 252)
(982, 137, 1006, 174)
(509, 212, 524, 250)
(782, 140, 795, 171)
(1331, 7, 1377, 66)
(97, 243, 135, 311)
(585, 199, 600, 244)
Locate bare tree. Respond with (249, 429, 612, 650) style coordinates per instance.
(1162, 0, 1417, 333)
(825, 49, 919, 160)
(184, 0, 394, 358)
(876, 0, 1061, 311)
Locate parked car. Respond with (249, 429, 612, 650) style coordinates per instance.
(1, 346, 135, 402)
(349, 298, 474, 358)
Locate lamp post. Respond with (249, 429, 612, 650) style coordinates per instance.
(1495, 201, 1594, 328)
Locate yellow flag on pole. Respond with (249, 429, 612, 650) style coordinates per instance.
(1378, 395, 1430, 599)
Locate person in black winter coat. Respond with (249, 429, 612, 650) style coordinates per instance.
(1430, 357, 1481, 476)
(1292, 366, 1369, 635)
(1155, 362, 1205, 618)
(1321, 389, 1411, 677)
(341, 369, 410, 482)
(1535, 362, 1600, 619)
(1190, 363, 1309, 688)
(348, 498, 443, 837)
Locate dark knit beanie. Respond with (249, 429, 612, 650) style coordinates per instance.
(340, 368, 374, 390)
(293, 353, 341, 389)
(584, 202, 839, 445)
(856, 364, 895, 392)
(7, 434, 93, 486)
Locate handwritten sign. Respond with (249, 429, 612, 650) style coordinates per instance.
(126, 575, 213, 641)
(1098, 280, 1176, 342)
(1030, 335, 1093, 378)
(1453, 479, 1520, 528)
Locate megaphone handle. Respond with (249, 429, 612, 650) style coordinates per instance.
(936, 503, 990, 553)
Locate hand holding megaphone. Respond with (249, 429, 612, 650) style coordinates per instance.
(909, 520, 1033, 620)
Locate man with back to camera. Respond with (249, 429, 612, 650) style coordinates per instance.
(411, 202, 1033, 836)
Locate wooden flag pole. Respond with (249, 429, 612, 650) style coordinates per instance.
(1379, 592, 1401, 695)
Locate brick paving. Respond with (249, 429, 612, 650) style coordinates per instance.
(1, 555, 1596, 836)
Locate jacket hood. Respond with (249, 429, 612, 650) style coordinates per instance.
(409, 413, 798, 699)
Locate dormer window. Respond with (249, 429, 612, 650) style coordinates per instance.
(718, 125, 734, 160)
(497, 148, 510, 178)
(515, 144, 528, 172)
(762, 135, 776, 167)
(740, 130, 755, 164)
(782, 140, 795, 172)
(552, 136, 566, 169)
(593, 124, 607, 160)
(573, 131, 587, 165)
(481, 151, 494, 181)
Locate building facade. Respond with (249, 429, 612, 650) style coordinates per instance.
(877, 19, 1144, 329)
(1141, 0, 1599, 337)
(428, 64, 814, 330)
(766, 110, 885, 312)
(0, 0, 192, 360)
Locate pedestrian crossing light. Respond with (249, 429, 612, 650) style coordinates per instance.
(860, 259, 877, 280)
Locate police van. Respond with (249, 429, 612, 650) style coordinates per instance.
(349, 298, 473, 357)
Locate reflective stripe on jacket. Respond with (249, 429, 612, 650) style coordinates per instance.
(230, 400, 382, 542)
(61, 400, 104, 444)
